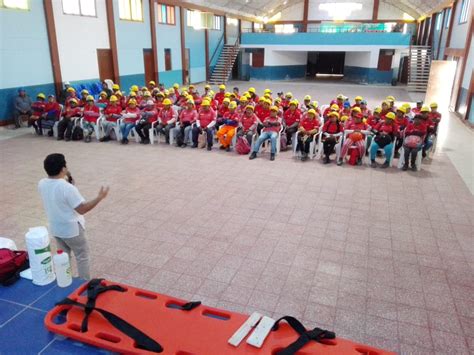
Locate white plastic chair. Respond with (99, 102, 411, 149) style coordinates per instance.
(316, 132, 343, 160)
(51, 104, 64, 138)
(117, 118, 140, 143)
(366, 136, 397, 167)
(293, 130, 320, 160)
(339, 129, 370, 165)
(258, 126, 283, 154)
(397, 146, 423, 171)
(79, 115, 103, 141)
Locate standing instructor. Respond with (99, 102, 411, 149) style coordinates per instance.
(38, 153, 109, 280)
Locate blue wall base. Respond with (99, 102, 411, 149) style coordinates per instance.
(248, 65, 306, 80)
(344, 66, 393, 84)
(119, 74, 146, 93)
(159, 70, 183, 88)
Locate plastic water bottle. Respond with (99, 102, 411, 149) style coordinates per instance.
(53, 250, 72, 287)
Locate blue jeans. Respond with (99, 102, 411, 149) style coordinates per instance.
(120, 123, 135, 140)
(370, 142, 393, 162)
(253, 131, 278, 154)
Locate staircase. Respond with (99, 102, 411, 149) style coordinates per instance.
(407, 45, 432, 92)
(209, 42, 240, 85)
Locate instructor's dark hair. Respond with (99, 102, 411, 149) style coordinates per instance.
(44, 153, 66, 176)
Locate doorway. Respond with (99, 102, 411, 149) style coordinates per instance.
(97, 49, 115, 82)
(183, 49, 190, 84)
(307, 52, 345, 79)
(143, 49, 154, 84)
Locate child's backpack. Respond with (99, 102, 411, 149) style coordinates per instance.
(72, 125, 84, 141)
(235, 136, 251, 155)
(348, 147, 359, 165)
(0, 249, 29, 286)
(280, 133, 288, 151)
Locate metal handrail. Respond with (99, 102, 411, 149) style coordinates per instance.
(209, 32, 225, 68)
(223, 37, 240, 84)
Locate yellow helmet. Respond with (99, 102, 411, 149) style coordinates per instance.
(374, 107, 382, 113)
(100, 91, 107, 97)
(264, 88, 272, 94)
(385, 112, 396, 120)
(112, 84, 120, 90)
(285, 92, 293, 98)
(328, 112, 340, 119)
(37, 93, 46, 99)
(224, 92, 231, 98)
(186, 94, 194, 101)
(402, 103, 411, 109)
(81, 89, 89, 95)
(149, 81, 156, 86)
(396, 107, 406, 114)
(304, 95, 311, 101)
(70, 98, 78, 104)
(245, 105, 255, 111)
(311, 101, 318, 108)
(229, 101, 237, 110)
(67, 87, 76, 93)
(173, 83, 179, 89)
(86, 95, 94, 101)
(204, 84, 211, 89)
(129, 92, 137, 97)
(109, 95, 118, 102)
(263, 99, 272, 105)
(248, 87, 256, 94)
(290, 100, 299, 106)
(219, 84, 226, 90)
(264, 94, 271, 99)
(201, 100, 210, 107)
(274, 97, 281, 103)
(156, 92, 164, 97)
(386, 95, 395, 101)
(351, 107, 361, 113)
(163, 89, 169, 96)
(355, 96, 363, 101)
(189, 84, 195, 90)
(270, 105, 279, 112)
(240, 96, 248, 102)
(330, 104, 339, 110)
(131, 85, 139, 92)
(336, 94, 345, 100)
(381, 100, 390, 106)
(430, 102, 438, 108)
(307, 109, 316, 116)
(223, 98, 230, 104)
(163, 98, 172, 105)
(143, 91, 151, 97)
(186, 99, 195, 105)
(128, 98, 137, 105)
(420, 105, 430, 112)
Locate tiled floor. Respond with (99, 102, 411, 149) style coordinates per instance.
(0, 82, 473, 354)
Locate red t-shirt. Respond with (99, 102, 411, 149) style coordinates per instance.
(83, 104, 100, 123)
(198, 108, 216, 129)
(218, 105, 229, 118)
(345, 121, 368, 131)
(179, 109, 198, 124)
(214, 92, 225, 105)
(395, 116, 409, 130)
(44, 102, 61, 119)
(256, 108, 270, 123)
(31, 101, 46, 115)
(367, 116, 381, 128)
(123, 107, 141, 123)
(374, 122, 399, 136)
(223, 111, 239, 126)
(159, 108, 177, 124)
(405, 122, 427, 136)
(141, 108, 158, 123)
(262, 116, 281, 133)
(64, 107, 81, 119)
(299, 116, 320, 131)
(104, 105, 122, 121)
(240, 113, 257, 131)
(322, 120, 343, 134)
(284, 108, 302, 126)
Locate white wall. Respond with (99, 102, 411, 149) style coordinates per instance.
(280, 2, 304, 21)
(449, 0, 473, 49)
(462, 43, 473, 89)
(308, 0, 374, 21)
(52, 0, 110, 81)
(264, 50, 307, 66)
(345, 51, 371, 67)
(378, 2, 407, 20)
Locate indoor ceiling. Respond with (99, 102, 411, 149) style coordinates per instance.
(184, 0, 450, 21)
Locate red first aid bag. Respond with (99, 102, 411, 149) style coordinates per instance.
(0, 248, 29, 286)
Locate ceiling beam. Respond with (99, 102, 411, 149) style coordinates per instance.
(302, 0, 309, 32)
(372, 0, 379, 21)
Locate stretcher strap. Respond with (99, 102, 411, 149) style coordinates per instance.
(176, 301, 201, 311)
(272, 316, 336, 355)
(57, 298, 163, 353)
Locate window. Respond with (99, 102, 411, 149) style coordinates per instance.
(119, 0, 143, 21)
(459, 0, 470, 23)
(62, 0, 96, 17)
(164, 49, 172, 71)
(435, 12, 442, 31)
(0, 0, 29, 10)
(445, 8, 451, 28)
(212, 15, 222, 30)
(157, 4, 175, 25)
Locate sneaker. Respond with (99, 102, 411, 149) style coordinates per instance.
(402, 164, 408, 171)
(381, 161, 389, 169)
(48, 130, 54, 137)
(85, 135, 91, 143)
(219, 145, 226, 150)
(357, 158, 362, 166)
(143, 139, 150, 145)
(57, 137, 64, 141)
(411, 164, 417, 171)
(301, 155, 308, 162)
(181, 143, 187, 148)
(192, 144, 197, 148)
(323, 156, 330, 164)
(125, 139, 129, 145)
(337, 159, 343, 166)
(394, 152, 400, 159)
(249, 152, 257, 160)
(226, 146, 231, 152)
(207, 146, 212, 151)
(99, 136, 108, 142)
(121, 139, 126, 145)
(270, 153, 275, 161)
(370, 160, 377, 168)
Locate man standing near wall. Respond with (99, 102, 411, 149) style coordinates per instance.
(13, 89, 32, 128)
(38, 154, 109, 280)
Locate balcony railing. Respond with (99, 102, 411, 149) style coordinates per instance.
(242, 22, 407, 34)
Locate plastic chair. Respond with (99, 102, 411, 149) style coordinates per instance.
(397, 146, 423, 171)
(79, 115, 103, 141)
(117, 118, 140, 143)
(316, 132, 343, 160)
(293, 130, 320, 160)
(339, 130, 370, 165)
(258, 126, 283, 154)
(366, 136, 397, 167)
